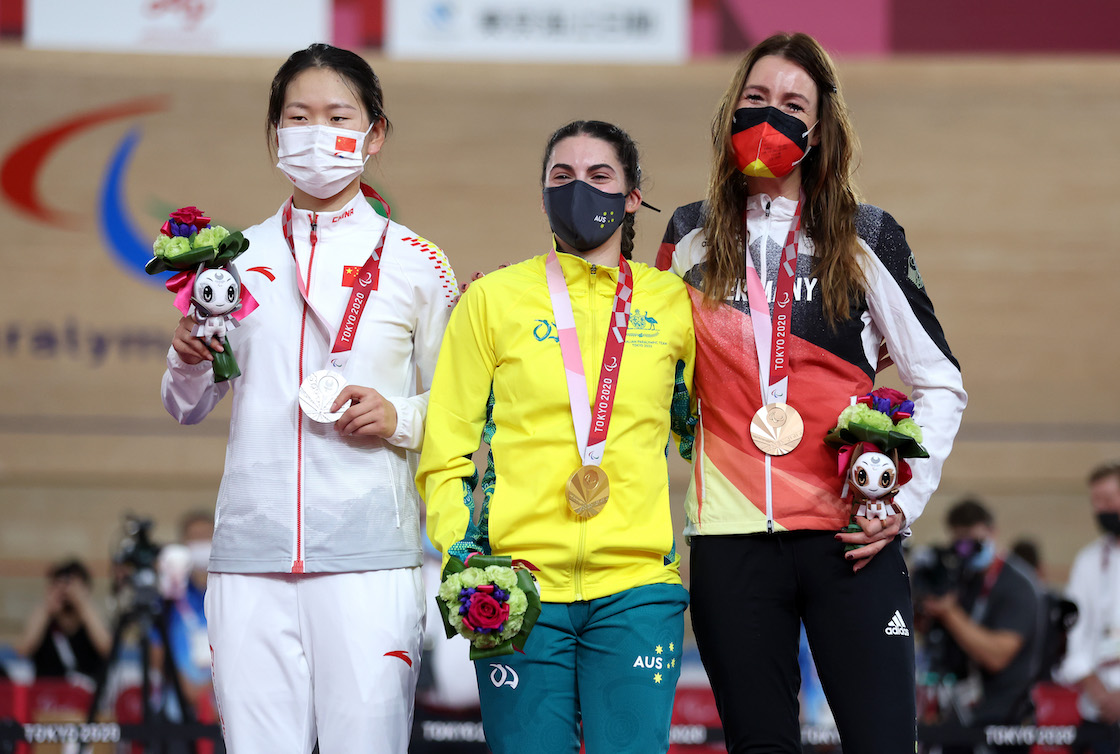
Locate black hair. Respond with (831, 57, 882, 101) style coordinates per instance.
(1010, 539, 1041, 571)
(540, 120, 643, 260)
(946, 498, 994, 529)
(266, 43, 390, 155)
(48, 559, 92, 586)
(1088, 461, 1120, 487)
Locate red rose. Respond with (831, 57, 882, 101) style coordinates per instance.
(871, 387, 908, 407)
(462, 592, 510, 632)
(169, 206, 211, 228)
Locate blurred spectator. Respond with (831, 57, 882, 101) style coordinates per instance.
(1056, 462, 1120, 753)
(919, 499, 1044, 753)
(1011, 539, 1042, 577)
(153, 510, 215, 713)
(14, 559, 111, 681)
(1010, 537, 1079, 683)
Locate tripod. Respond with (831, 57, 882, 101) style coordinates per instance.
(84, 569, 196, 754)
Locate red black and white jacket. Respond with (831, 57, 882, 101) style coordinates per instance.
(162, 190, 458, 574)
(657, 194, 966, 535)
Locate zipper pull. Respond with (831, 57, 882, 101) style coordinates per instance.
(765, 200, 771, 218)
(767, 519, 774, 534)
(589, 264, 597, 275)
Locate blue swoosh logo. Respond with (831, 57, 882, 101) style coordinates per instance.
(99, 128, 168, 284)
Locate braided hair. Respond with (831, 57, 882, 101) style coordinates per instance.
(540, 120, 642, 260)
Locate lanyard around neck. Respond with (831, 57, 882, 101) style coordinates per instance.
(743, 192, 803, 405)
(544, 250, 633, 467)
(281, 183, 390, 373)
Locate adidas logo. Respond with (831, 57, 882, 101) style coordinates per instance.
(884, 610, 910, 636)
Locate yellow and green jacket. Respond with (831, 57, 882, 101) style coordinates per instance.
(417, 251, 695, 603)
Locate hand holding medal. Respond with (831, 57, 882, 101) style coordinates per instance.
(284, 185, 392, 425)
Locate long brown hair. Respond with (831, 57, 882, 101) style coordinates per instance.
(702, 32, 864, 324)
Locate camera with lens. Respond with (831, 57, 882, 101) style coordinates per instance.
(910, 543, 965, 602)
(112, 515, 164, 617)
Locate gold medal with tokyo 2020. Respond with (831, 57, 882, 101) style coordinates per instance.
(567, 465, 611, 519)
(298, 370, 351, 423)
(544, 250, 633, 521)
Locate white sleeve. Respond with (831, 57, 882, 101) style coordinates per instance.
(861, 222, 966, 529)
(385, 244, 458, 452)
(160, 347, 230, 425)
(1056, 549, 1096, 686)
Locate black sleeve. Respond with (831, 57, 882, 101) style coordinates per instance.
(857, 204, 960, 370)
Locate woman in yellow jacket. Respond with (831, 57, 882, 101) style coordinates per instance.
(416, 120, 695, 754)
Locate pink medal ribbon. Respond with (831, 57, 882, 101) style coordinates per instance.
(743, 192, 806, 525)
(544, 250, 633, 468)
(282, 184, 391, 421)
(743, 191, 803, 406)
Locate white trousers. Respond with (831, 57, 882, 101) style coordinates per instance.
(205, 569, 425, 754)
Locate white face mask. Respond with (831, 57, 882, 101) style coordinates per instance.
(277, 123, 372, 200)
(187, 541, 212, 572)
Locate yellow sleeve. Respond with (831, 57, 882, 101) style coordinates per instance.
(416, 282, 497, 564)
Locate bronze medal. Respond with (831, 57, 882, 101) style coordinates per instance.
(566, 465, 610, 519)
(750, 402, 804, 456)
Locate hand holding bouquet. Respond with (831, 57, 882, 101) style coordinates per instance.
(435, 554, 541, 660)
(826, 387, 929, 548)
(147, 206, 255, 382)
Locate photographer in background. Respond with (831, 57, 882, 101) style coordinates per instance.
(919, 500, 1044, 753)
(1056, 462, 1120, 754)
(15, 559, 111, 682)
(152, 511, 215, 714)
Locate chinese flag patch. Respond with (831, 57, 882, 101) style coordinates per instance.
(335, 135, 358, 153)
(342, 265, 361, 287)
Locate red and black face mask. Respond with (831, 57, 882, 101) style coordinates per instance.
(730, 106, 815, 179)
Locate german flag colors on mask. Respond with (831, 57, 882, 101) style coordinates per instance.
(730, 106, 812, 179)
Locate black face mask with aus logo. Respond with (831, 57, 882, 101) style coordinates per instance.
(543, 180, 626, 253)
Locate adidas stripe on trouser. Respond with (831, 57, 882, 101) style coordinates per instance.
(689, 530, 916, 754)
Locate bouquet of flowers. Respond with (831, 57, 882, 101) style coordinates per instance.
(435, 554, 541, 660)
(146, 206, 255, 382)
(826, 388, 929, 545)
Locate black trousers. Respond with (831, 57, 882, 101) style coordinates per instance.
(690, 530, 917, 754)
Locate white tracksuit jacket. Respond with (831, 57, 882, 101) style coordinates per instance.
(162, 191, 458, 574)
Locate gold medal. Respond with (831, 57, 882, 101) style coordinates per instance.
(750, 402, 804, 456)
(566, 465, 610, 519)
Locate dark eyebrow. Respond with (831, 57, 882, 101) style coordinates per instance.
(742, 84, 811, 105)
(284, 101, 359, 111)
(587, 163, 616, 173)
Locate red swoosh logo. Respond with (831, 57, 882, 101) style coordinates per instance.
(247, 266, 275, 281)
(1, 96, 168, 228)
(384, 650, 412, 667)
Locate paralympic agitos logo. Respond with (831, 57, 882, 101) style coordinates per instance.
(0, 96, 173, 285)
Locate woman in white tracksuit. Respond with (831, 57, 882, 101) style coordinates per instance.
(161, 44, 458, 753)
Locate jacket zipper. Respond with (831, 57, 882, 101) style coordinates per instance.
(292, 214, 318, 573)
(761, 200, 775, 534)
(573, 263, 597, 600)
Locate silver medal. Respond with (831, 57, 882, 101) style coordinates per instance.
(298, 369, 351, 423)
